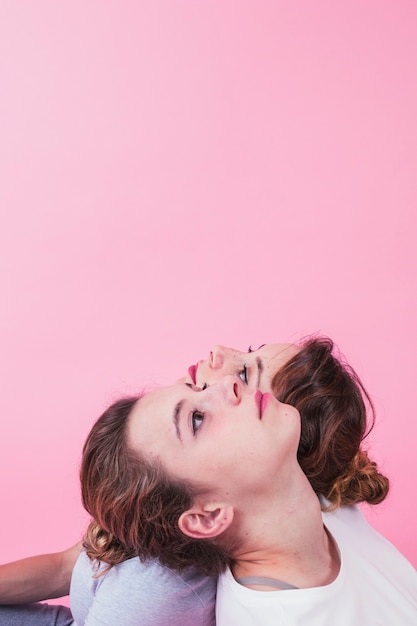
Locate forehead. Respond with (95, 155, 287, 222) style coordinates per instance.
(127, 385, 181, 453)
(258, 343, 299, 365)
(129, 385, 181, 423)
(258, 343, 298, 357)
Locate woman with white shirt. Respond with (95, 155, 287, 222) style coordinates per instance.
(77, 337, 416, 625)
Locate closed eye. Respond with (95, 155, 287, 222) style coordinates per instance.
(191, 410, 205, 434)
(248, 344, 266, 353)
(185, 383, 206, 392)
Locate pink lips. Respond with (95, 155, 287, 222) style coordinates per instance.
(256, 391, 271, 419)
(188, 364, 197, 384)
(255, 389, 263, 418)
(262, 393, 271, 414)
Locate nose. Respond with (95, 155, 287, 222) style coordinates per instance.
(221, 374, 242, 405)
(209, 345, 226, 369)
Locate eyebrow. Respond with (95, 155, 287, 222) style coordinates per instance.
(173, 400, 184, 442)
(256, 356, 264, 388)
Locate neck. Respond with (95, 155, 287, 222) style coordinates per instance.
(231, 472, 340, 590)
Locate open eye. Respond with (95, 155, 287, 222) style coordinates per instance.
(239, 365, 248, 384)
(191, 410, 205, 434)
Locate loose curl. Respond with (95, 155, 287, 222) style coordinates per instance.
(272, 336, 389, 508)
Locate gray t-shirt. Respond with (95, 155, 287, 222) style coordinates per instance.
(70, 551, 216, 625)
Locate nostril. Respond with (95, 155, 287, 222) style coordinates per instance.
(209, 351, 213, 366)
(233, 382, 239, 398)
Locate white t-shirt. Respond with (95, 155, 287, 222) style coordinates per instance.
(216, 504, 417, 625)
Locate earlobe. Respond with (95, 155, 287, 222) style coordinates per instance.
(178, 504, 234, 539)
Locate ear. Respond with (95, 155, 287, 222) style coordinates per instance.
(178, 503, 234, 539)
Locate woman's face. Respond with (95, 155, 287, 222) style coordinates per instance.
(127, 375, 301, 503)
(183, 343, 300, 393)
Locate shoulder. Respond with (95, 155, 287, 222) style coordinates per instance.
(321, 500, 382, 549)
(322, 502, 369, 533)
(72, 553, 216, 626)
(104, 557, 215, 602)
(322, 505, 417, 588)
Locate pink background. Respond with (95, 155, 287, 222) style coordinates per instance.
(1, 0, 416, 600)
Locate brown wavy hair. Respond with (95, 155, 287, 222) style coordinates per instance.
(272, 336, 389, 509)
(81, 397, 230, 576)
(81, 337, 389, 575)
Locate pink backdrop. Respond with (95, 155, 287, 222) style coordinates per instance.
(1, 0, 416, 600)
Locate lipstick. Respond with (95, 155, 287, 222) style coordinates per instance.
(188, 364, 197, 384)
(255, 389, 263, 418)
(261, 393, 271, 414)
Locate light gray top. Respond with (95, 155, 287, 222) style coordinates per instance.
(70, 551, 216, 626)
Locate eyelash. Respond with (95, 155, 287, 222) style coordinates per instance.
(191, 410, 205, 435)
(248, 343, 266, 353)
(239, 365, 248, 384)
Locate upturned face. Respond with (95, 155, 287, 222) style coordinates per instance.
(127, 374, 301, 504)
(183, 343, 300, 392)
